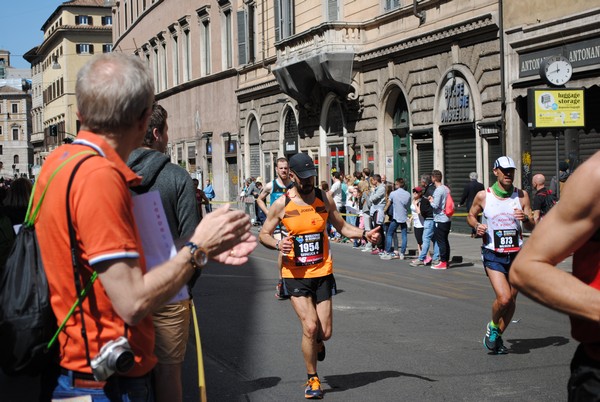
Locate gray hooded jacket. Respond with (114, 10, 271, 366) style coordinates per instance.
(127, 148, 200, 240)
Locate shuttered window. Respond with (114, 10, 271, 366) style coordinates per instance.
(327, 0, 339, 21)
(274, 0, 293, 42)
(75, 15, 92, 25)
(384, 0, 400, 12)
(237, 10, 247, 65)
(76, 44, 94, 54)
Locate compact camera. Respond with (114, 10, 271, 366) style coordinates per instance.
(90, 336, 135, 381)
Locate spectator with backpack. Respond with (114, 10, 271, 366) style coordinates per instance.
(24, 53, 257, 400)
(532, 174, 557, 224)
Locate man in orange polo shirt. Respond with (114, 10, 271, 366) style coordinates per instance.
(34, 53, 257, 401)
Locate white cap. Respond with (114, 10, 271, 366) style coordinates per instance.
(493, 156, 516, 170)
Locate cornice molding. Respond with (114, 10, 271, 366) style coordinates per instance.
(236, 79, 280, 101)
(357, 14, 497, 62)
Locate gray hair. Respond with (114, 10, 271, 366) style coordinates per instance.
(420, 174, 431, 185)
(469, 172, 478, 180)
(76, 53, 154, 134)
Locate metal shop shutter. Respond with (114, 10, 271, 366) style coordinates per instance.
(443, 129, 476, 234)
(417, 142, 433, 181)
(487, 137, 502, 186)
(579, 131, 600, 165)
(443, 129, 476, 198)
(530, 132, 565, 184)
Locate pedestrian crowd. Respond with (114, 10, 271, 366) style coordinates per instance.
(310, 167, 456, 271)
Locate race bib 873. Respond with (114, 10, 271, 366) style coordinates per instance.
(493, 229, 520, 252)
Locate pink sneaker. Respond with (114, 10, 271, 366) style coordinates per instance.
(370, 249, 380, 255)
(423, 255, 433, 265)
(431, 261, 448, 270)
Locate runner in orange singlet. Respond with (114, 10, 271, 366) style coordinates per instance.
(259, 153, 381, 399)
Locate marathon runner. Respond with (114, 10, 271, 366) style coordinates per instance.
(256, 157, 292, 299)
(467, 156, 535, 354)
(259, 153, 381, 399)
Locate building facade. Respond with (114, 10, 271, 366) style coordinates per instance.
(0, 50, 32, 179)
(112, 0, 504, 210)
(111, 0, 599, 216)
(24, 0, 112, 176)
(241, 0, 503, 215)
(503, 1, 600, 195)
(112, 0, 242, 201)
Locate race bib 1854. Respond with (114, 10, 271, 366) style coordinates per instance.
(292, 233, 324, 266)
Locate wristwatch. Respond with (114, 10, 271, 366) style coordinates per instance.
(362, 230, 368, 241)
(184, 242, 208, 269)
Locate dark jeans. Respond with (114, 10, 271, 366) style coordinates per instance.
(433, 221, 451, 262)
(568, 344, 600, 402)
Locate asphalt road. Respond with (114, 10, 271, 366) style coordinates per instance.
(183, 238, 576, 402)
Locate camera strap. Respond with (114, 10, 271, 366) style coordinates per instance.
(45, 152, 99, 359)
(66, 153, 99, 368)
(49, 150, 130, 370)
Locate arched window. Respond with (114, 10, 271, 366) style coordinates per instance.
(13, 155, 19, 164)
(248, 117, 260, 177)
(283, 106, 298, 156)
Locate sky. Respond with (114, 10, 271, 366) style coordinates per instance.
(0, 1, 65, 69)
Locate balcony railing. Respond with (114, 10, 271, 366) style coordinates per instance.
(275, 22, 364, 61)
(31, 133, 45, 143)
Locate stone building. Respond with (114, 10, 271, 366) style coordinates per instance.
(503, 1, 600, 196)
(24, 0, 112, 175)
(0, 50, 32, 179)
(111, 0, 599, 217)
(239, 0, 503, 234)
(112, 0, 242, 201)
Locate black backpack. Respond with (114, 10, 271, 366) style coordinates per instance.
(539, 189, 558, 217)
(0, 152, 96, 376)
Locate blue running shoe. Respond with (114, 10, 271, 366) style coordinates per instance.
(304, 376, 324, 399)
(484, 322, 499, 351)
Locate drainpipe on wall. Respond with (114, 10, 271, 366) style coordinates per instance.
(413, 0, 426, 25)
(261, 0, 270, 72)
(499, 0, 507, 155)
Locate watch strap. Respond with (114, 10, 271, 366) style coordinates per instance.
(184, 241, 207, 268)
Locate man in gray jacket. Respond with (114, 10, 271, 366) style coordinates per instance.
(127, 103, 199, 402)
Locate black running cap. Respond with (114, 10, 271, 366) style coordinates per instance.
(289, 153, 317, 179)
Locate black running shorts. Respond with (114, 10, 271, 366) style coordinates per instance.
(282, 274, 337, 303)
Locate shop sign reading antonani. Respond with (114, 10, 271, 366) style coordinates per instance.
(439, 77, 474, 125)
